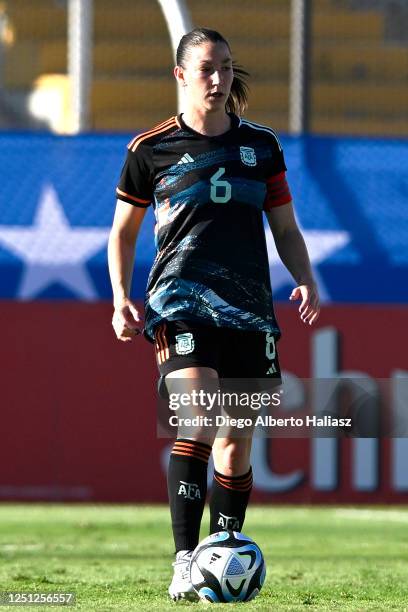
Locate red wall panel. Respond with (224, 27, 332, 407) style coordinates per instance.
(0, 302, 407, 503)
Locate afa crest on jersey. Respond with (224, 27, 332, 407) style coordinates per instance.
(175, 332, 195, 355)
(240, 146, 257, 166)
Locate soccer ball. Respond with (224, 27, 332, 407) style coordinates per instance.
(190, 531, 266, 603)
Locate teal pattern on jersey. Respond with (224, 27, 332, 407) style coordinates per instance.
(146, 276, 280, 339)
(154, 178, 267, 231)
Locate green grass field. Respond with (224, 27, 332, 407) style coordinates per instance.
(0, 505, 408, 611)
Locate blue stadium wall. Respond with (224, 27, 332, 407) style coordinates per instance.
(0, 132, 407, 303)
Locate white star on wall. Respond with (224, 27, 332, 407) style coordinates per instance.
(0, 184, 110, 300)
(265, 223, 351, 302)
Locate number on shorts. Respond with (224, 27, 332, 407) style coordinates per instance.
(266, 332, 276, 360)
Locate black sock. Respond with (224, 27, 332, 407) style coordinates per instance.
(167, 439, 212, 553)
(209, 467, 253, 534)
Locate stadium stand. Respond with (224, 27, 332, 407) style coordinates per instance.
(1, 0, 407, 135)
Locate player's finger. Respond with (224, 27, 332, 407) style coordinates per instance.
(299, 291, 310, 313)
(119, 335, 133, 343)
(112, 318, 137, 340)
(128, 303, 142, 323)
(309, 311, 320, 325)
(122, 311, 139, 329)
(300, 304, 313, 321)
(113, 310, 136, 332)
(122, 326, 139, 337)
(112, 321, 122, 338)
(303, 308, 316, 323)
(306, 310, 320, 326)
(289, 287, 300, 301)
(120, 327, 139, 340)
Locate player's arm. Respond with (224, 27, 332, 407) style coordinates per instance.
(265, 201, 320, 325)
(108, 200, 147, 341)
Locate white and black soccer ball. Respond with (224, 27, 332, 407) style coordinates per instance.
(190, 531, 266, 603)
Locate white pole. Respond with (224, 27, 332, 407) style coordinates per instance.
(156, 0, 193, 114)
(289, 0, 311, 135)
(68, 0, 93, 133)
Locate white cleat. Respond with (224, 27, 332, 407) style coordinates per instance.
(168, 550, 198, 602)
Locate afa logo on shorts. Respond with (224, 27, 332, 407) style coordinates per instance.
(240, 146, 257, 166)
(175, 332, 195, 355)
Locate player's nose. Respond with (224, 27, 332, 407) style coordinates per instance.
(211, 70, 221, 85)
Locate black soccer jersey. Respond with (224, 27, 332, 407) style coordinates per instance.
(116, 113, 292, 342)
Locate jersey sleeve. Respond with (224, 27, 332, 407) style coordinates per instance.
(263, 134, 292, 211)
(116, 145, 153, 208)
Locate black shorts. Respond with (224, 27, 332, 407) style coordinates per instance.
(154, 320, 281, 381)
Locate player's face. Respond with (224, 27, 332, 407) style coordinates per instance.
(180, 42, 234, 113)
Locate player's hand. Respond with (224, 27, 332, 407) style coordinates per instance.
(289, 283, 320, 325)
(112, 298, 143, 342)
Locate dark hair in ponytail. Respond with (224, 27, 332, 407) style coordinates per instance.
(176, 27, 250, 116)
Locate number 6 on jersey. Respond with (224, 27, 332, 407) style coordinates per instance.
(210, 167, 232, 203)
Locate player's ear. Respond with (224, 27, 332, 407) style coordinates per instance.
(174, 65, 187, 87)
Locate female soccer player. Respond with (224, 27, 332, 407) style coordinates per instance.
(108, 28, 320, 601)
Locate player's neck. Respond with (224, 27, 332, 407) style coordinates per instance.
(181, 110, 231, 137)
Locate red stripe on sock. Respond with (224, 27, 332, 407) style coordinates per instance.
(214, 469, 253, 492)
(174, 441, 211, 456)
(172, 440, 212, 463)
(172, 449, 210, 463)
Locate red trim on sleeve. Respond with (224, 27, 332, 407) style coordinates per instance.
(116, 188, 151, 206)
(263, 172, 292, 211)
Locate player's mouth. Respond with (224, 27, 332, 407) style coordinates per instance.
(207, 91, 224, 99)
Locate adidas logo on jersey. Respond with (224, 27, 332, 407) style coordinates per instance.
(177, 153, 194, 164)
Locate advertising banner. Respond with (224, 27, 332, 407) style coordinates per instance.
(0, 303, 406, 503)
